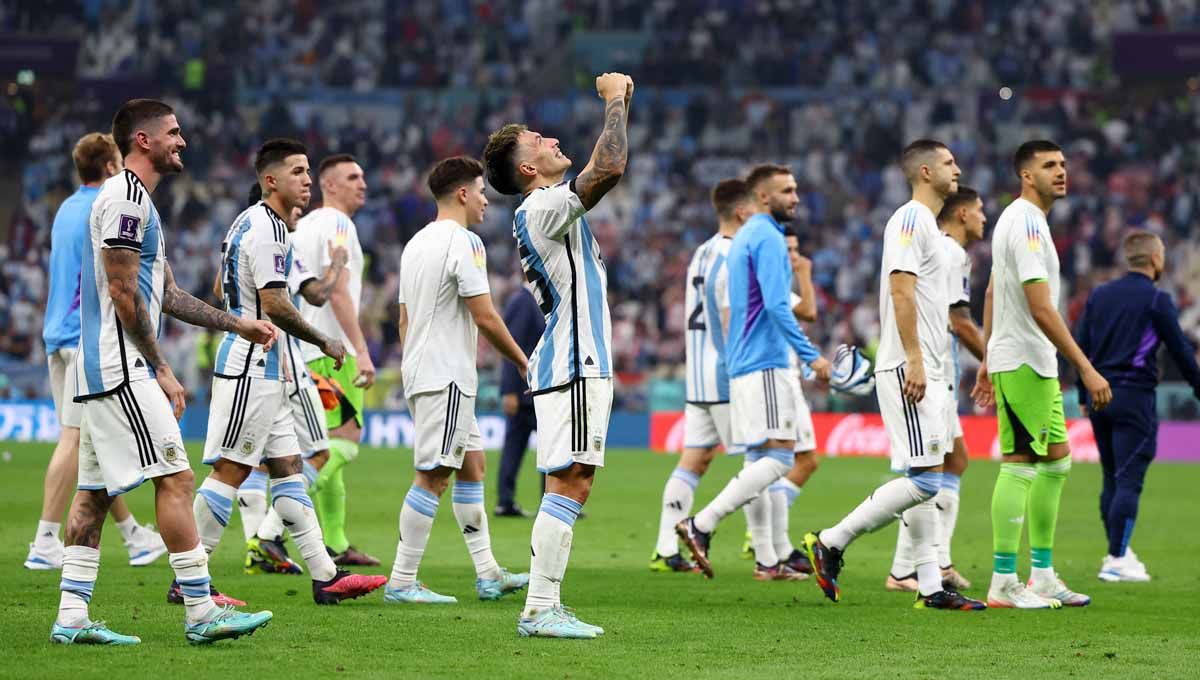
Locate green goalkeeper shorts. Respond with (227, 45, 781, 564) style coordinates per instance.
(308, 354, 364, 429)
(992, 364, 1067, 456)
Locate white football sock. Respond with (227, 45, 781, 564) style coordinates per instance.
(115, 515, 140, 542)
(194, 476, 236, 554)
(935, 476, 960, 568)
(905, 499, 942, 596)
(271, 474, 336, 581)
(820, 474, 938, 551)
(890, 516, 915, 577)
(237, 469, 269, 542)
(36, 520, 62, 547)
(768, 481, 798, 559)
(452, 481, 501, 581)
(744, 488, 778, 567)
(168, 544, 219, 624)
(694, 451, 791, 534)
(57, 545, 99, 627)
(255, 507, 285, 542)
(388, 486, 439, 589)
(656, 467, 699, 557)
(523, 494, 581, 617)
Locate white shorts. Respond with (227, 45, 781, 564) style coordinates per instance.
(534, 378, 613, 473)
(794, 383, 816, 453)
(876, 367, 950, 472)
(290, 383, 330, 454)
(203, 377, 300, 466)
(78, 380, 189, 496)
(946, 388, 964, 439)
(409, 383, 483, 471)
(48, 348, 81, 428)
(683, 402, 733, 450)
(730, 368, 801, 448)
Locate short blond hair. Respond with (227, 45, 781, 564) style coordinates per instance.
(72, 132, 120, 184)
(1123, 230, 1163, 269)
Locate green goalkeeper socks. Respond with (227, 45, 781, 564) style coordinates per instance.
(314, 440, 357, 553)
(1028, 456, 1071, 570)
(991, 462, 1037, 574)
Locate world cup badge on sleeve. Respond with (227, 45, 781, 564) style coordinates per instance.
(118, 214, 140, 240)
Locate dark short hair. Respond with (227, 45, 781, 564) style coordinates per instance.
(482, 124, 528, 195)
(111, 98, 174, 157)
(254, 138, 308, 175)
(428, 156, 485, 199)
(783, 226, 799, 240)
(318, 153, 358, 177)
(710, 178, 750, 218)
(745, 164, 792, 191)
(72, 132, 120, 184)
(247, 182, 263, 207)
(937, 185, 980, 223)
(1013, 140, 1062, 178)
(900, 139, 948, 182)
(1123, 230, 1162, 269)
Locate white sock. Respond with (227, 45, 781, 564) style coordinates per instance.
(821, 474, 939, 551)
(936, 474, 960, 568)
(194, 477, 236, 554)
(237, 469, 269, 542)
(168, 544, 219, 624)
(271, 474, 336, 581)
(36, 520, 62, 547)
(115, 515, 139, 542)
(388, 486, 439, 589)
(452, 481, 501, 581)
(768, 481, 798, 559)
(656, 467, 699, 557)
(905, 499, 942, 596)
(255, 508, 285, 542)
(745, 488, 778, 567)
(523, 494, 582, 618)
(57, 545, 99, 627)
(1031, 566, 1057, 583)
(694, 450, 791, 534)
(890, 516, 915, 577)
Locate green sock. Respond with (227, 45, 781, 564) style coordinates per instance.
(314, 440, 356, 553)
(991, 462, 1037, 574)
(1028, 456, 1071, 570)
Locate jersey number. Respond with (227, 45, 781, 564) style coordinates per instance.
(688, 275, 706, 331)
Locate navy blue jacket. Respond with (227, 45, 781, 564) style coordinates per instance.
(500, 286, 546, 406)
(1075, 272, 1200, 403)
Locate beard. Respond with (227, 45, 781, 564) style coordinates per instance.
(769, 201, 794, 223)
(151, 147, 183, 174)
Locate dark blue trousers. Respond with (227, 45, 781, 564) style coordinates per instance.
(1089, 387, 1157, 557)
(497, 405, 538, 508)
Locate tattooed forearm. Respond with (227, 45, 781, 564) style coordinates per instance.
(260, 287, 329, 348)
(163, 261, 240, 331)
(573, 97, 629, 209)
(299, 266, 343, 306)
(105, 248, 169, 370)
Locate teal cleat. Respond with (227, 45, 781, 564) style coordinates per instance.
(562, 605, 604, 636)
(517, 606, 598, 639)
(383, 582, 458, 604)
(184, 606, 273, 645)
(477, 569, 530, 601)
(50, 621, 140, 646)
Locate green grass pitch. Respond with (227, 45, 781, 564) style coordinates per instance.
(1, 441, 1198, 679)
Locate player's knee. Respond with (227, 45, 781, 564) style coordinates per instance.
(906, 469, 943, 500)
(266, 455, 303, 478)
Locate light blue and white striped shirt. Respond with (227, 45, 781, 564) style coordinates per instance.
(685, 233, 732, 403)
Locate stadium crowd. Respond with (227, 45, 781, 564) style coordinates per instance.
(5, 0, 1200, 412)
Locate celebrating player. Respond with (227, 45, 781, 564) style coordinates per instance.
(385, 156, 530, 605)
(52, 99, 276, 645)
(803, 140, 986, 610)
(291, 154, 379, 566)
(186, 138, 386, 605)
(886, 186, 986, 593)
(675, 163, 832, 580)
(649, 178, 754, 574)
(27, 132, 166, 572)
(482, 71, 632, 639)
(974, 140, 1109, 608)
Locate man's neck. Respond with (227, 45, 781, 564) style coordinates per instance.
(1129, 267, 1157, 282)
(717, 220, 739, 238)
(264, 193, 291, 220)
(940, 222, 967, 247)
(435, 205, 469, 229)
(82, 180, 104, 189)
(124, 156, 161, 193)
(322, 198, 353, 218)
(911, 184, 945, 216)
(1020, 187, 1054, 214)
(526, 171, 567, 195)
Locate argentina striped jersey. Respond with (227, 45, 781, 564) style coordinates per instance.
(283, 254, 318, 392)
(685, 234, 732, 403)
(513, 181, 612, 394)
(75, 169, 167, 399)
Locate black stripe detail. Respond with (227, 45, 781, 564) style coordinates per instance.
(573, 381, 582, 452)
(768, 369, 779, 430)
(123, 385, 157, 465)
(103, 238, 142, 250)
(563, 235, 583, 382)
(221, 377, 251, 449)
(449, 385, 461, 456)
(440, 384, 454, 457)
(299, 389, 322, 442)
(260, 281, 287, 289)
(115, 387, 149, 467)
(580, 379, 589, 452)
(896, 369, 915, 458)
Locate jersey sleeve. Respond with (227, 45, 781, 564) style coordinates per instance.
(524, 183, 587, 240)
(288, 254, 317, 293)
(885, 211, 922, 276)
(293, 213, 331, 275)
(451, 232, 490, 298)
(251, 227, 288, 290)
(1015, 213, 1050, 283)
(98, 198, 148, 251)
(951, 246, 971, 307)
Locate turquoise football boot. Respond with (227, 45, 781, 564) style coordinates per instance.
(476, 569, 530, 601)
(517, 606, 598, 639)
(383, 582, 458, 604)
(185, 606, 273, 644)
(50, 621, 140, 646)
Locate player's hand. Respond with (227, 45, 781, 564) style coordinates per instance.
(903, 359, 927, 403)
(328, 241, 349, 270)
(516, 355, 529, 386)
(1083, 369, 1112, 411)
(623, 74, 634, 107)
(238, 319, 277, 351)
(1079, 403, 1089, 418)
(794, 254, 812, 277)
(596, 72, 630, 101)
(156, 365, 186, 421)
(971, 360, 994, 408)
(502, 393, 519, 417)
(322, 338, 346, 370)
(809, 356, 832, 382)
(354, 352, 376, 389)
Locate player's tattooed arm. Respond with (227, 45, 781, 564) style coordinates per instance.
(259, 286, 344, 364)
(574, 73, 632, 210)
(299, 243, 348, 306)
(163, 261, 238, 331)
(104, 248, 170, 371)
